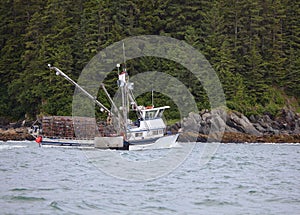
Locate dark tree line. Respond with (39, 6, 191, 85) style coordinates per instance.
(0, 0, 299, 121)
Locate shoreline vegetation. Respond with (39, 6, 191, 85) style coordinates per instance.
(1, 108, 299, 143)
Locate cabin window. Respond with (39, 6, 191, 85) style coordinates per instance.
(152, 130, 158, 135)
(135, 132, 143, 137)
(145, 111, 155, 120)
(157, 109, 164, 118)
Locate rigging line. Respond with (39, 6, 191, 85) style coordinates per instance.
(128, 88, 143, 119)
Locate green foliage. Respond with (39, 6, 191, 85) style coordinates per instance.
(0, 0, 299, 121)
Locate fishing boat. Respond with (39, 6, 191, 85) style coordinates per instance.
(30, 57, 179, 150)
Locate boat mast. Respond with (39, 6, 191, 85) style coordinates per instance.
(121, 43, 128, 139)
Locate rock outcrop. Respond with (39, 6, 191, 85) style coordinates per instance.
(172, 108, 300, 143)
(0, 127, 35, 141)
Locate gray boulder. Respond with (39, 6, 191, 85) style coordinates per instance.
(226, 111, 262, 136)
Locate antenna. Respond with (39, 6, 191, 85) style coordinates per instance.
(122, 43, 126, 71)
(151, 85, 154, 107)
(117, 63, 120, 75)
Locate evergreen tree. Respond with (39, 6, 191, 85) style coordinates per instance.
(282, 0, 300, 99)
(0, 0, 299, 120)
(1, 0, 44, 118)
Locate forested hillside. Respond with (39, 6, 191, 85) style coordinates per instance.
(0, 0, 299, 121)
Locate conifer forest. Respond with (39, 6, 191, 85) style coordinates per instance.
(0, 0, 299, 121)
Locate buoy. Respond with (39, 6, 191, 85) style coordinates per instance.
(35, 136, 42, 144)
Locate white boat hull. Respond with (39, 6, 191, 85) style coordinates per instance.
(38, 134, 179, 151)
(129, 134, 179, 151)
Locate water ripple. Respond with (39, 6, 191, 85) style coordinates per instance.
(1, 142, 300, 214)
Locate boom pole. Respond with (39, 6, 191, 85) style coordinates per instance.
(48, 64, 112, 115)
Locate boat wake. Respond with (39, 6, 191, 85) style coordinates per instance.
(0, 144, 28, 151)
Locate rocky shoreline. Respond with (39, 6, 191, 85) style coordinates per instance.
(171, 108, 300, 143)
(0, 127, 35, 141)
(1, 108, 300, 143)
(177, 131, 300, 143)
